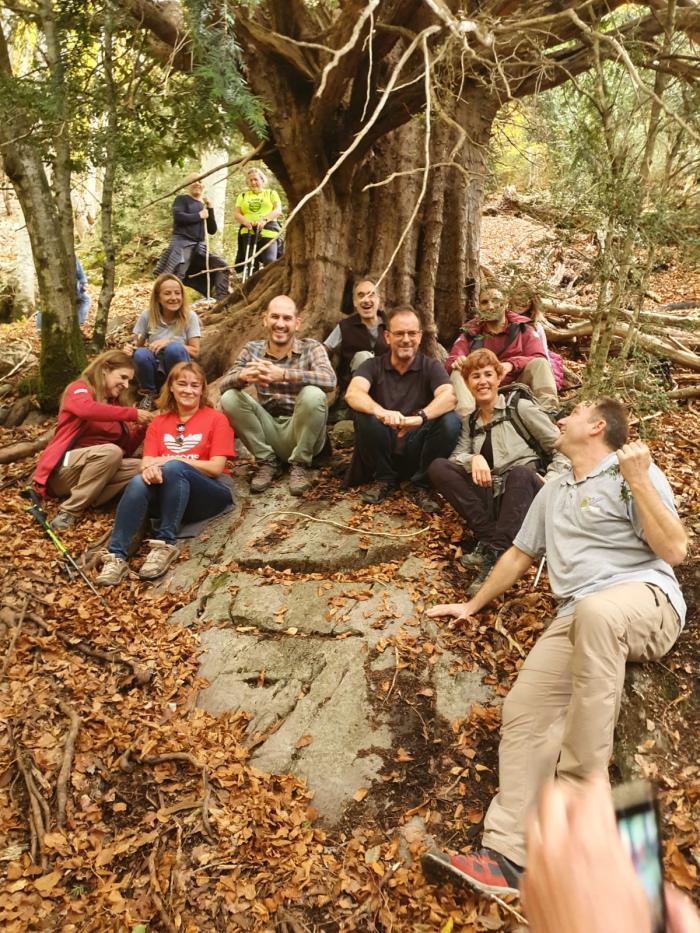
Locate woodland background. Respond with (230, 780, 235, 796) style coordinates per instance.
(0, 1, 698, 931)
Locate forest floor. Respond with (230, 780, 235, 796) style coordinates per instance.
(0, 209, 698, 931)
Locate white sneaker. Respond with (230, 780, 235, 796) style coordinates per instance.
(139, 540, 178, 580)
(96, 553, 128, 586)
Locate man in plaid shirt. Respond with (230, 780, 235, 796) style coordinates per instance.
(220, 295, 336, 495)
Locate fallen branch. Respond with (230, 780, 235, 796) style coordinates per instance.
(0, 596, 27, 680)
(148, 838, 178, 933)
(668, 385, 700, 400)
(255, 510, 430, 538)
(12, 728, 49, 870)
(56, 700, 81, 829)
(26, 610, 152, 686)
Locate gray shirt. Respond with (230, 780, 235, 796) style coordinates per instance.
(513, 452, 686, 625)
(133, 309, 201, 344)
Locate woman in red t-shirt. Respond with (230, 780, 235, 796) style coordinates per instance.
(97, 361, 235, 585)
(32, 350, 152, 532)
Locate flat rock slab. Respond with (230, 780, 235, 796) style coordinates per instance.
(197, 628, 391, 820)
(220, 486, 420, 572)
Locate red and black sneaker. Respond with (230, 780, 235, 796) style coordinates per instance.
(421, 847, 522, 897)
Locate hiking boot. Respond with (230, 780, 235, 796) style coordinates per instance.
(466, 546, 501, 596)
(289, 462, 313, 496)
(250, 459, 282, 493)
(139, 540, 178, 580)
(361, 480, 398, 504)
(50, 510, 79, 532)
(413, 487, 440, 515)
(459, 541, 489, 569)
(421, 847, 522, 897)
(137, 392, 156, 411)
(96, 553, 129, 586)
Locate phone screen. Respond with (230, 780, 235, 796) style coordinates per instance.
(615, 794, 665, 933)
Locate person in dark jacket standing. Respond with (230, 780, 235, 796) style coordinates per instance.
(155, 172, 230, 300)
(446, 286, 558, 416)
(32, 350, 153, 531)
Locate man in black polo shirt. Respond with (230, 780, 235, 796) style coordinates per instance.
(344, 307, 460, 513)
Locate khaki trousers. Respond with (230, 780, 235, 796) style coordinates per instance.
(220, 386, 328, 466)
(482, 582, 680, 867)
(48, 444, 141, 515)
(451, 358, 558, 418)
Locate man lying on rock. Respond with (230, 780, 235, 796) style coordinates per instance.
(220, 295, 336, 497)
(344, 306, 460, 514)
(422, 397, 687, 898)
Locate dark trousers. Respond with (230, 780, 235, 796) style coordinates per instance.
(427, 460, 543, 551)
(353, 411, 460, 489)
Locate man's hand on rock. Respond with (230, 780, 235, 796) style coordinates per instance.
(426, 602, 477, 623)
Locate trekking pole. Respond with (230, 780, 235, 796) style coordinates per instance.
(21, 488, 106, 601)
(533, 555, 546, 589)
(203, 215, 211, 301)
(242, 230, 253, 283)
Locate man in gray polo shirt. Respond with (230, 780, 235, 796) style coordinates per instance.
(423, 397, 687, 897)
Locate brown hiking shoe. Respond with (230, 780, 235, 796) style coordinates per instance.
(50, 510, 80, 532)
(414, 487, 440, 515)
(289, 462, 313, 496)
(139, 539, 178, 580)
(360, 480, 398, 504)
(250, 459, 282, 493)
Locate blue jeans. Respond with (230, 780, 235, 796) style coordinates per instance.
(35, 291, 91, 330)
(133, 342, 191, 394)
(108, 460, 233, 559)
(353, 410, 461, 488)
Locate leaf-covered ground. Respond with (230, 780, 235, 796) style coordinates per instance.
(0, 214, 698, 929)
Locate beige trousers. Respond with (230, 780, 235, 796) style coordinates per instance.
(48, 444, 141, 515)
(482, 582, 680, 867)
(451, 358, 558, 418)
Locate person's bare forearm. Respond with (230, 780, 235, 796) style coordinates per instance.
(345, 385, 379, 415)
(423, 387, 456, 418)
(628, 475, 687, 565)
(468, 546, 534, 611)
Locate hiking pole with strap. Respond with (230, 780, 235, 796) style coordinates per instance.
(242, 230, 254, 282)
(21, 488, 104, 601)
(203, 213, 211, 301)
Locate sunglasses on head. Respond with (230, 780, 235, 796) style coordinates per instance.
(175, 422, 185, 446)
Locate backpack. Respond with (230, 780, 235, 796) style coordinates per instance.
(467, 383, 552, 474)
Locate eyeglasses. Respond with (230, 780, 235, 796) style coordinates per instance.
(388, 330, 421, 339)
(175, 422, 185, 446)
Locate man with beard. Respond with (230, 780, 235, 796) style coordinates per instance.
(324, 278, 389, 396)
(423, 398, 686, 897)
(220, 296, 336, 496)
(344, 306, 460, 513)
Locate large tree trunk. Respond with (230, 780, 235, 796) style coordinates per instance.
(199, 84, 498, 378)
(0, 21, 84, 409)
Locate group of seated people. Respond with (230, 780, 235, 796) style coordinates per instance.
(31, 276, 688, 922)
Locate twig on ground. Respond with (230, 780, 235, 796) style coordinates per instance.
(383, 646, 401, 703)
(254, 509, 429, 538)
(148, 838, 178, 933)
(1, 596, 27, 680)
(26, 611, 152, 686)
(56, 700, 81, 828)
(12, 729, 49, 870)
(201, 767, 214, 840)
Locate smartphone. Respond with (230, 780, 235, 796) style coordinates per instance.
(612, 780, 666, 933)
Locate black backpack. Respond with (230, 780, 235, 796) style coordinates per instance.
(467, 383, 552, 474)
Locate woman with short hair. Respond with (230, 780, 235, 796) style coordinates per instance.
(97, 361, 235, 585)
(32, 350, 151, 531)
(233, 166, 283, 274)
(131, 273, 201, 409)
(428, 349, 568, 594)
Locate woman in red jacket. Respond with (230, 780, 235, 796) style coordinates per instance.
(32, 350, 153, 531)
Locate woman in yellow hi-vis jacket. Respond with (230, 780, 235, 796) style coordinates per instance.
(233, 166, 283, 275)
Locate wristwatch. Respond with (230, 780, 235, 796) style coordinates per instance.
(417, 409, 428, 424)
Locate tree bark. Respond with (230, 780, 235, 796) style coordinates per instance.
(0, 20, 84, 410)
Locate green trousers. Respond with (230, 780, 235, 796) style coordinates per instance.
(221, 386, 328, 466)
